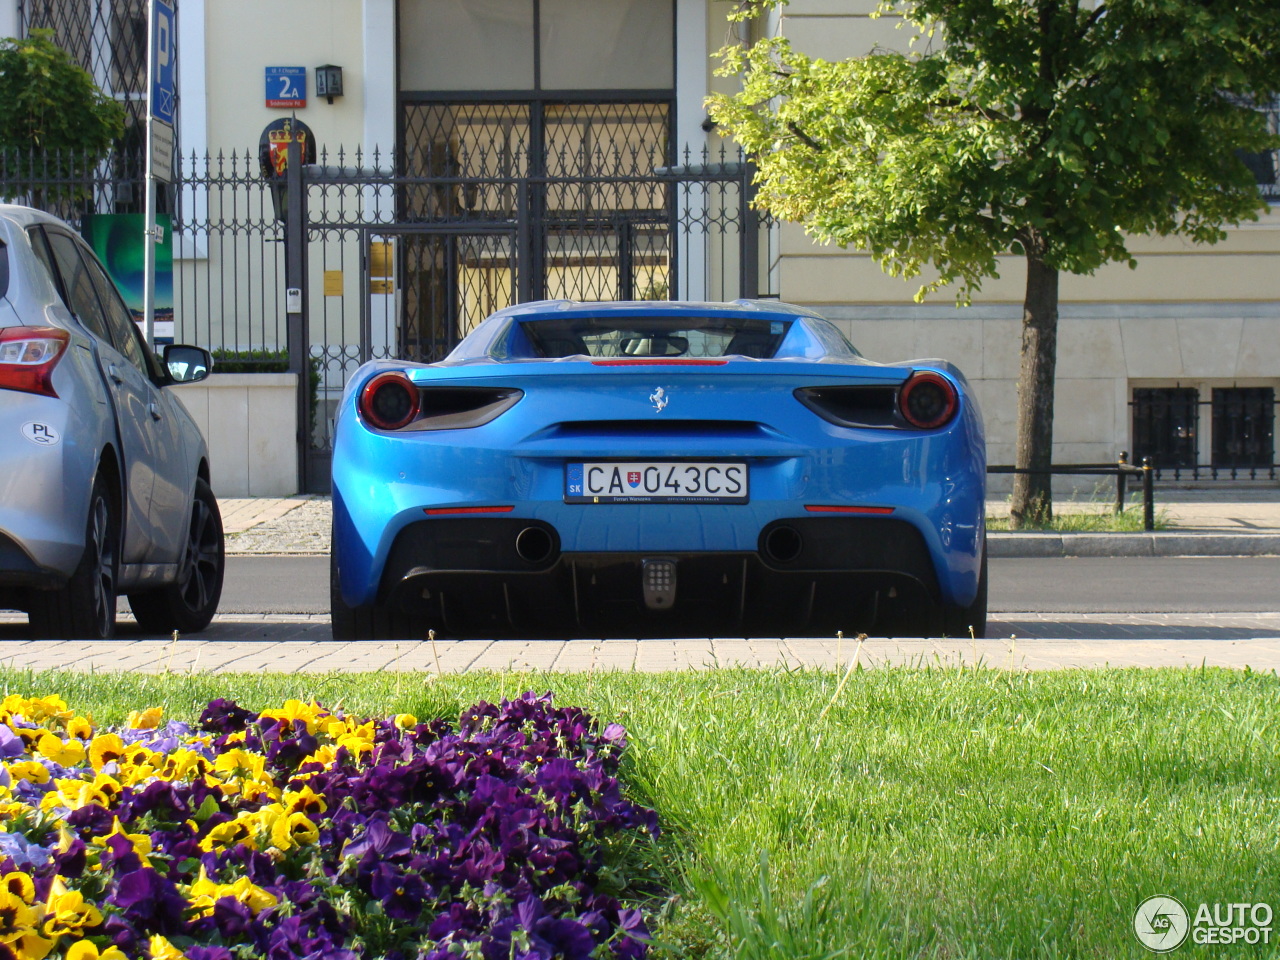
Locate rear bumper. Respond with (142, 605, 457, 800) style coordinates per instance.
(0, 530, 66, 591)
(351, 515, 949, 638)
(331, 375, 987, 619)
(0, 394, 92, 583)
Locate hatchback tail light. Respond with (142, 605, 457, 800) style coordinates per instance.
(0, 327, 70, 397)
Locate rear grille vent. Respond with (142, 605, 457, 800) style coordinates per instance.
(542, 419, 770, 440)
(795, 386, 900, 428)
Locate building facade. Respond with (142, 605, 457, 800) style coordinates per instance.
(5, 0, 1277, 492)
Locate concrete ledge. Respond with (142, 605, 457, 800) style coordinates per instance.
(990, 532, 1280, 558)
(171, 373, 299, 498)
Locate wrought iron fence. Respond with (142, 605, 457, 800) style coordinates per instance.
(1131, 389, 1278, 481)
(988, 456, 1156, 530)
(2, 142, 777, 489)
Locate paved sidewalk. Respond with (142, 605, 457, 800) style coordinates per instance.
(221, 488, 1280, 558)
(1, 617, 1277, 673)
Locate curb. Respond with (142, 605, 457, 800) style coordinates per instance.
(989, 533, 1280, 558)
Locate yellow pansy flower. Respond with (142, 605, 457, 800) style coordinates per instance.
(185, 868, 278, 918)
(35, 731, 86, 768)
(259, 699, 325, 735)
(281, 784, 327, 817)
(394, 713, 419, 730)
(270, 811, 319, 851)
(212, 748, 266, 782)
(0, 888, 53, 959)
(65, 716, 94, 740)
(298, 744, 337, 770)
(157, 749, 212, 783)
(334, 722, 376, 758)
(0, 799, 27, 820)
(40, 779, 111, 814)
(1, 871, 35, 904)
(5, 761, 52, 786)
(12, 695, 71, 724)
(198, 813, 259, 853)
(147, 935, 189, 960)
(12, 727, 44, 749)
(42, 877, 104, 937)
(83, 772, 124, 807)
(90, 818, 153, 869)
(322, 716, 355, 740)
(88, 734, 126, 772)
(66, 941, 129, 960)
(126, 706, 164, 731)
(239, 779, 280, 804)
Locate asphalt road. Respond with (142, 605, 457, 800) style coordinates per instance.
(218, 555, 1280, 615)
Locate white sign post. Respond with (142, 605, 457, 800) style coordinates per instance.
(144, 0, 176, 349)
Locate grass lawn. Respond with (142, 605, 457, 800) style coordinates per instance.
(986, 506, 1168, 532)
(5, 665, 1275, 959)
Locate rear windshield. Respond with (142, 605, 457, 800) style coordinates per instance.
(521, 315, 790, 359)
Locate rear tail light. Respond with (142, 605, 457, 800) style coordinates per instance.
(358, 375, 523, 432)
(898, 371, 958, 429)
(797, 373, 959, 430)
(359, 372, 420, 430)
(0, 327, 70, 397)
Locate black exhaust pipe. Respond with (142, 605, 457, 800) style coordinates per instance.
(515, 526, 555, 564)
(763, 525, 803, 564)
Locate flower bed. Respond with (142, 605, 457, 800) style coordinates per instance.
(0, 692, 657, 960)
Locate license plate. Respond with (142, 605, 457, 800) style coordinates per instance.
(565, 461, 748, 503)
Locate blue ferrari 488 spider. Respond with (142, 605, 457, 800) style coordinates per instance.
(330, 300, 986, 640)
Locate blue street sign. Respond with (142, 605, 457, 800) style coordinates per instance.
(265, 67, 307, 108)
(150, 0, 176, 125)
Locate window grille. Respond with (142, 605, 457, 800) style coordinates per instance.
(1132, 387, 1199, 470)
(1212, 387, 1275, 470)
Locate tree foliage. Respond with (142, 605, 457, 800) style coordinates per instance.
(711, 0, 1279, 299)
(0, 29, 126, 177)
(709, 0, 1280, 523)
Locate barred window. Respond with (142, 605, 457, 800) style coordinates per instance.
(1212, 387, 1275, 470)
(1132, 387, 1199, 470)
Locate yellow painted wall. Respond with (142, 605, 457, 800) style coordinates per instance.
(203, 1, 366, 155)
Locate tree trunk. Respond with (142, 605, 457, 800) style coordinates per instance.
(1010, 252, 1059, 529)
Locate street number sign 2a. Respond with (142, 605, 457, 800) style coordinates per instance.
(265, 67, 307, 108)
(150, 0, 176, 125)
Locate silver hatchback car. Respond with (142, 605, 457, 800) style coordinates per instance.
(0, 204, 224, 639)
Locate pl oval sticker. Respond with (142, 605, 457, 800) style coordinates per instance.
(21, 422, 60, 446)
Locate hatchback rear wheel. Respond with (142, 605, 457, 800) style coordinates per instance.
(129, 478, 225, 634)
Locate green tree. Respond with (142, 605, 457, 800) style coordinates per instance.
(710, 0, 1280, 526)
(0, 29, 126, 185)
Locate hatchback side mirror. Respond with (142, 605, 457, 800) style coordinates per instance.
(164, 344, 214, 384)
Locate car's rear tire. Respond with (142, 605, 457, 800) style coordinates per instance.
(330, 541, 417, 640)
(939, 545, 988, 639)
(28, 471, 120, 640)
(130, 478, 225, 634)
